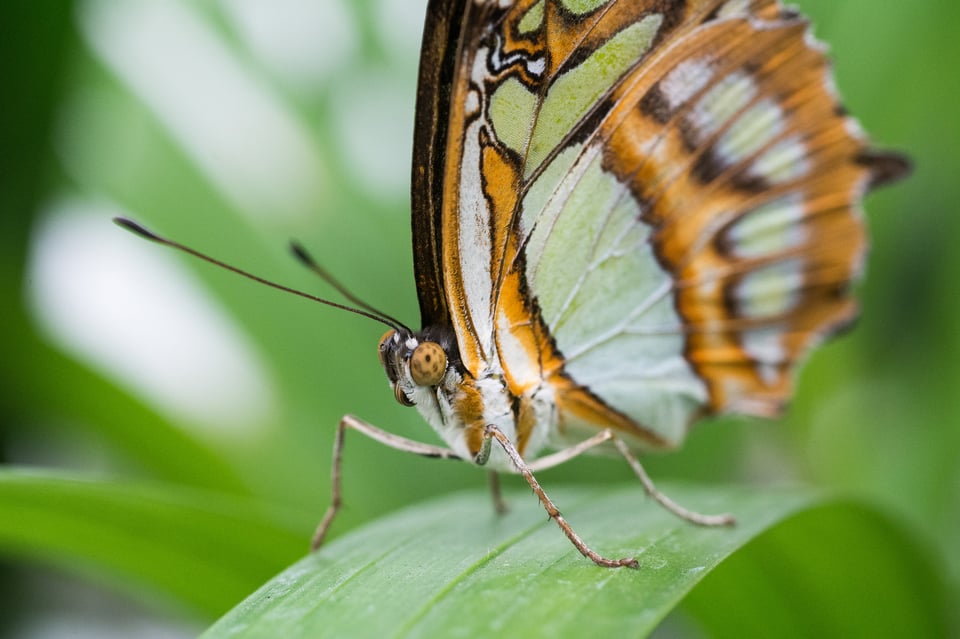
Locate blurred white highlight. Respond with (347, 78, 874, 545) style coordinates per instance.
(375, 0, 428, 61)
(79, 0, 326, 225)
(27, 202, 278, 443)
(331, 71, 415, 200)
(222, 0, 355, 92)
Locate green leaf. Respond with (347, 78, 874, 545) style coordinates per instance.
(680, 502, 951, 637)
(200, 482, 895, 638)
(0, 469, 312, 617)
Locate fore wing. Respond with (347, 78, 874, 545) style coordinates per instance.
(412, 0, 908, 448)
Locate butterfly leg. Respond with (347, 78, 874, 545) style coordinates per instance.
(311, 414, 463, 552)
(609, 436, 735, 527)
(482, 424, 639, 569)
(527, 429, 734, 527)
(487, 471, 509, 515)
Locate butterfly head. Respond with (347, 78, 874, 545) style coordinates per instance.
(378, 326, 462, 407)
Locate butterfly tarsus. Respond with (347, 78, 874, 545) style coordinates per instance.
(482, 424, 639, 569)
(526, 429, 735, 528)
(611, 437, 736, 528)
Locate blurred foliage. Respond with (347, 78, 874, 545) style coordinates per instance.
(0, 0, 957, 636)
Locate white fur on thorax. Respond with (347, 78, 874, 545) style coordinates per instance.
(401, 342, 553, 472)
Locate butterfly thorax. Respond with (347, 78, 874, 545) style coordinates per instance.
(378, 325, 553, 470)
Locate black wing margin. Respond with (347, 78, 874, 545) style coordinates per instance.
(410, 0, 468, 328)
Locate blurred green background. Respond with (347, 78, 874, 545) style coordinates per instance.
(1, 0, 957, 636)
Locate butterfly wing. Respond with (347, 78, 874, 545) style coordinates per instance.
(412, 0, 908, 452)
(411, 0, 468, 329)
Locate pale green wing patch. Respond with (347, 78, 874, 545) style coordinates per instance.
(560, 0, 614, 15)
(518, 0, 545, 34)
(489, 77, 538, 155)
(524, 14, 663, 175)
(521, 144, 705, 447)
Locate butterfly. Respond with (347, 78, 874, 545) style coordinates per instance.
(117, 0, 909, 569)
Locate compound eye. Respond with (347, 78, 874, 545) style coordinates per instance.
(377, 329, 396, 366)
(409, 341, 447, 386)
(393, 383, 414, 407)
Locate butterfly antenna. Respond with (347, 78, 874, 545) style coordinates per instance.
(113, 217, 410, 333)
(288, 240, 408, 331)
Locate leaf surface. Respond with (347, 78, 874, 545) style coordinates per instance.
(203, 483, 823, 637)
